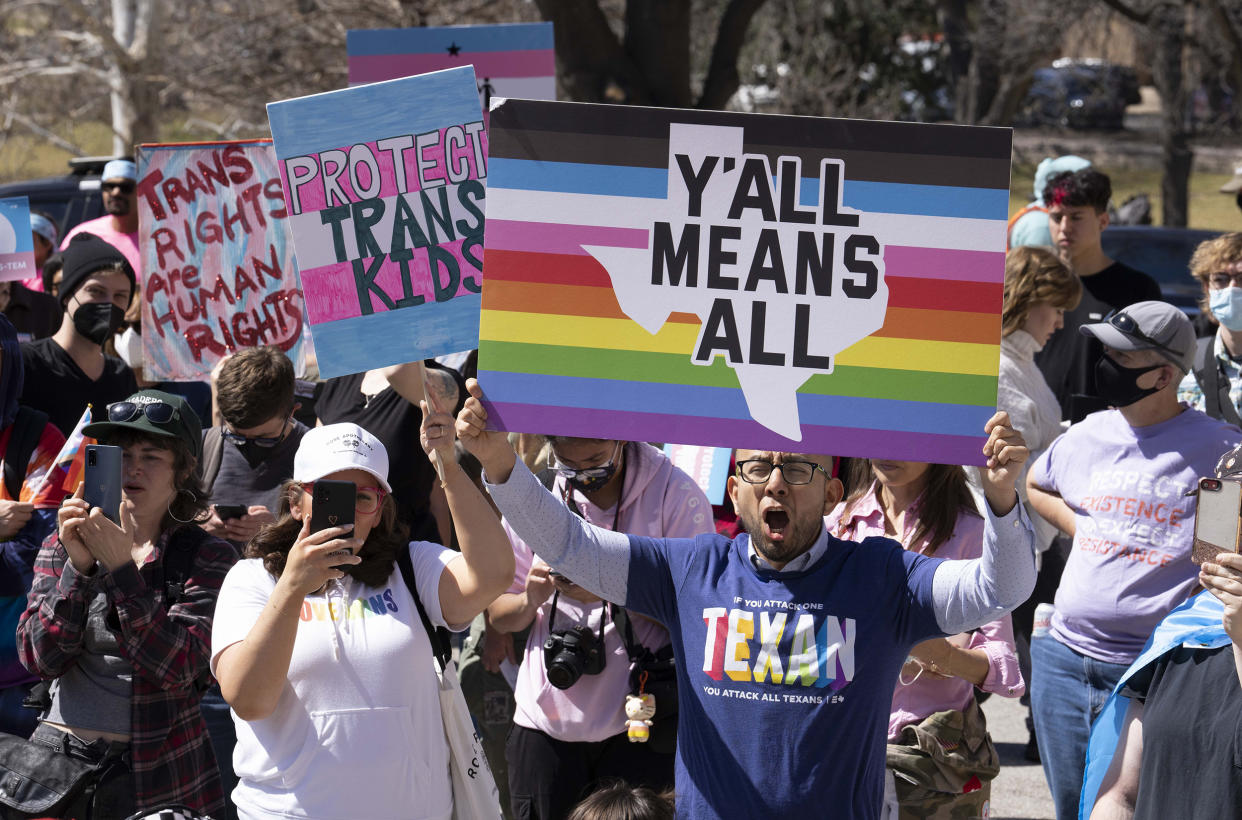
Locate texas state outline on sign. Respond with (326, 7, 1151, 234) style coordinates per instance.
(583, 124, 889, 441)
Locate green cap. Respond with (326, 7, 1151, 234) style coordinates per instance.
(83, 389, 203, 459)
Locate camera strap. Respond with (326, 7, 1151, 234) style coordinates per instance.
(545, 588, 609, 645)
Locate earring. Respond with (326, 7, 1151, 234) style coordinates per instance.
(167, 488, 198, 524)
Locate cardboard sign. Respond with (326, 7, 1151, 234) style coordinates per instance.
(478, 100, 1011, 465)
(0, 197, 35, 283)
(267, 67, 486, 378)
(347, 22, 555, 108)
(136, 141, 306, 380)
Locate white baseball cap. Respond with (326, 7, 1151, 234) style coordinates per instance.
(294, 423, 393, 493)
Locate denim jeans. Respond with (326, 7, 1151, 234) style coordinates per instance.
(1030, 633, 1128, 820)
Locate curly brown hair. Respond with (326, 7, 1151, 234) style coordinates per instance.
(1002, 246, 1083, 338)
(245, 480, 409, 588)
(1190, 232, 1242, 316)
(98, 428, 209, 532)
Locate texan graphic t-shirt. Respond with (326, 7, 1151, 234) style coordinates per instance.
(622, 529, 944, 820)
(211, 541, 460, 820)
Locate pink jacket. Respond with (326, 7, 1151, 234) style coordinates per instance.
(505, 442, 714, 742)
(826, 481, 1025, 740)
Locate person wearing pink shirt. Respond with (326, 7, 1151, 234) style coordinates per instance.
(60, 159, 141, 285)
(828, 459, 1024, 819)
(488, 437, 713, 820)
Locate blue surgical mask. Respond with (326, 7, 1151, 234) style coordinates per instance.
(1211, 286, 1242, 331)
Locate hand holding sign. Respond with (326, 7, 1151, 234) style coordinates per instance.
(979, 410, 1027, 517)
(456, 379, 517, 484)
(420, 378, 455, 481)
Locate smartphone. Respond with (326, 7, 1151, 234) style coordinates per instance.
(83, 444, 123, 525)
(309, 480, 356, 534)
(214, 504, 247, 521)
(1192, 476, 1242, 565)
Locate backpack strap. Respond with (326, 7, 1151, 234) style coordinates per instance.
(162, 525, 211, 607)
(396, 546, 452, 671)
(1195, 335, 1242, 425)
(3, 405, 49, 500)
(199, 426, 225, 495)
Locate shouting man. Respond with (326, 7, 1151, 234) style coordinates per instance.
(456, 380, 1036, 819)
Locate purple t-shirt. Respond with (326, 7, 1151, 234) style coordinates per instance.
(1029, 406, 1242, 663)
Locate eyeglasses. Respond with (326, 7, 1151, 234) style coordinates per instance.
(302, 482, 386, 514)
(101, 180, 135, 194)
(735, 459, 829, 485)
(553, 442, 622, 481)
(1103, 310, 1184, 361)
(1208, 272, 1242, 290)
(222, 419, 289, 448)
(107, 400, 177, 425)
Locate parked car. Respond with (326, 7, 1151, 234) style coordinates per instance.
(1015, 59, 1141, 131)
(0, 156, 116, 240)
(1100, 225, 1222, 317)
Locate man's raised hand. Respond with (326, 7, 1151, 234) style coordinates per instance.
(980, 411, 1027, 516)
(455, 379, 518, 483)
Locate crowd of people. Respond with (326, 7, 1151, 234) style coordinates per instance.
(0, 151, 1237, 820)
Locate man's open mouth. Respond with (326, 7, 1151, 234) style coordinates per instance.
(764, 509, 790, 539)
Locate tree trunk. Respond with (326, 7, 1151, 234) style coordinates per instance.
(625, 0, 691, 107)
(109, 0, 161, 155)
(936, 0, 974, 122)
(1151, 3, 1190, 227)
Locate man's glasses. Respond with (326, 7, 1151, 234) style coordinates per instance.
(303, 482, 386, 514)
(735, 459, 829, 485)
(107, 400, 177, 425)
(101, 180, 135, 194)
(1208, 272, 1242, 290)
(1103, 310, 1184, 361)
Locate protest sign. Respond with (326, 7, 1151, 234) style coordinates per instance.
(136, 140, 306, 381)
(478, 100, 1011, 465)
(663, 444, 732, 503)
(0, 197, 35, 283)
(267, 67, 486, 378)
(347, 22, 555, 108)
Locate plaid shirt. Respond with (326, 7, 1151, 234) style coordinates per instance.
(17, 525, 237, 815)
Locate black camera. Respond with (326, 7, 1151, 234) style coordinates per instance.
(543, 625, 606, 689)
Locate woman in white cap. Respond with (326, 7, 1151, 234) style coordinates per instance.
(210, 405, 514, 820)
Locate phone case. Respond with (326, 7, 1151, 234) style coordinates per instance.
(83, 445, 123, 525)
(309, 480, 356, 533)
(1192, 478, 1242, 565)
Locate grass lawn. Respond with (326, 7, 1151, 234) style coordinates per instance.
(1010, 162, 1240, 231)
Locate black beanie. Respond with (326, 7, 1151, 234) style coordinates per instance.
(59, 233, 136, 309)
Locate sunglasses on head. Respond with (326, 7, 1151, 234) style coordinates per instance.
(1102, 310, 1184, 361)
(107, 400, 178, 425)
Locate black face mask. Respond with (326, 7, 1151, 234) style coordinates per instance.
(1095, 354, 1164, 407)
(72, 302, 126, 346)
(233, 440, 271, 468)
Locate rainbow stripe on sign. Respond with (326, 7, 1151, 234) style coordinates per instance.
(478, 100, 1011, 466)
(347, 23, 555, 103)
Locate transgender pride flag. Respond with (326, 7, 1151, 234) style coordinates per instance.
(347, 23, 555, 105)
